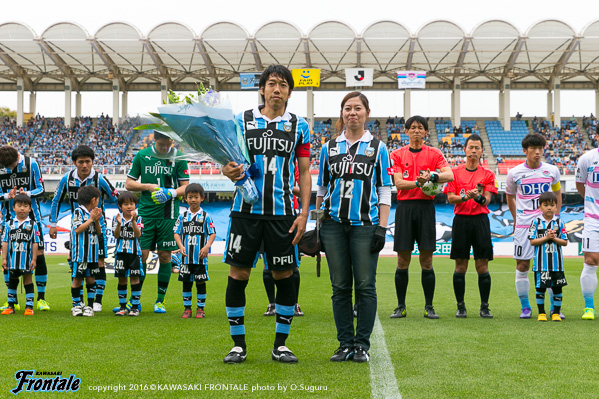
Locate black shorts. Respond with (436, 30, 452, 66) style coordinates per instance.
(534, 271, 567, 289)
(178, 263, 209, 282)
(114, 253, 143, 278)
(8, 269, 33, 278)
(72, 262, 100, 279)
(393, 200, 436, 252)
(450, 213, 493, 260)
(223, 216, 298, 271)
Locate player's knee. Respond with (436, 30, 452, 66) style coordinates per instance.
(454, 261, 468, 274)
(584, 253, 599, 266)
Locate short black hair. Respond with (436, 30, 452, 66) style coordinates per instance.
(0, 146, 19, 168)
(521, 133, 546, 149)
(72, 145, 95, 162)
(13, 194, 31, 207)
(77, 185, 101, 207)
(154, 131, 172, 141)
(464, 133, 483, 148)
(117, 191, 138, 207)
(539, 191, 558, 206)
(185, 183, 205, 198)
(259, 65, 294, 104)
(404, 115, 428, 132)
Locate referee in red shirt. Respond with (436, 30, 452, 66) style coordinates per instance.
(444, 134, 497, 318)
(390, 116, 453, 319)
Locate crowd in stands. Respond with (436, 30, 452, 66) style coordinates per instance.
(583, 114, 598, 148)
(0, 117, 36, 148)
(532, 116, 589, 174)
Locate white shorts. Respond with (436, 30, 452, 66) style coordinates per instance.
(513, 226, 535, 260)
(582, 223, 599, 253)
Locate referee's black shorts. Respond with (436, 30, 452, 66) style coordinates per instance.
(450, 213, 493, 260)
(394, 200, 436, 252)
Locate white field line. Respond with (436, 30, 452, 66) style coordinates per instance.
(370, 313, 402, 399)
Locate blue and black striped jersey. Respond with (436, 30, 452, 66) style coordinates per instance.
(50, 169, 118, 224)
(230, 107, 310, 219)
(0, 154, 45, 222)
(173, 209, 216, 266)
(71, 205, 106, 264)
(317, 132, 393, 226)
(1, 217, 40, 270)
(528, 217, 567, 272)
(113, 215, 143, 256)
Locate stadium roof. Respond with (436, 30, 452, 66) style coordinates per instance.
(0, 19, 598, 92)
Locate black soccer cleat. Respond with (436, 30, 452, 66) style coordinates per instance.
(480, 303, 493, 319)
(263, 303, 275, 316)
(353, 346, 370, 363)
(390, 305, 407, 319)
(272, 346, 298, 363)
(456, 302, 467, 318)
(294, 304, 304, 317)
(224, 346, 247, 364)
(424, 305, 439, 319)
(330, 346, 354, 362)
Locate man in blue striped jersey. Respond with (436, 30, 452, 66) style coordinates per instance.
(1, 194, 40, 315)
(173, 184, 216, 319)
(49, 145, 118, 312)
(221, 65, 311, 364)
(70, 185, 106, 317)
(0, 146, 48, 311)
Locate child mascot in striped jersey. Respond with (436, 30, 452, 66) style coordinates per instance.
(528, 191, 568, 322)
(1, 194, 40, 315)
(173, 184, 216, 319)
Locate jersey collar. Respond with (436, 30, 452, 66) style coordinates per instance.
(14, 216, 31, 226)
(336, 130, 373, 144)
(253, 106, 291, 123)
(188, 207, 203, 216)
(74, 168, 96, 182)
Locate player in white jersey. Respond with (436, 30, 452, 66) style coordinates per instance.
(575, 148, 599, 320)
(506, 134, 561, 319)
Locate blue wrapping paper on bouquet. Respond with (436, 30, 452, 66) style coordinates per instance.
(153, 92, 259, 204)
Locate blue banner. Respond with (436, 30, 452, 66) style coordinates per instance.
(240, 73, 261, 90)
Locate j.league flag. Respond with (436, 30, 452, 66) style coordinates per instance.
(345, 68, 374, 87)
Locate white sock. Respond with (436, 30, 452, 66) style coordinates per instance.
(581, 264, 598, 306)
(515, 270, 530, 306)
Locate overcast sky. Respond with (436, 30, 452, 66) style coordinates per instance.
(1, 0, 597, 119)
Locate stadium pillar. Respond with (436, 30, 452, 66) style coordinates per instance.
(547, 91, 553, 122)
(403, 89, 411, 119)
(75, 92, 82, 117)
(595, 89, 599, 118)
(498, 91, 504, 122)
(451, 79, 461, 128)
(122, 92, 128, 118)
(112, 78, 120, 126)
(65, 78, 72, 128)
(307, 87, 314, 131)
(16, 78, 24, 127)
(500, 78, 511, 131)
(553, 78, 561, 128)
(161, 78, 168, 104)
(29, 92, 36, 116)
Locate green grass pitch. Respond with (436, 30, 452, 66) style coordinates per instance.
(1, 255, 598, 398)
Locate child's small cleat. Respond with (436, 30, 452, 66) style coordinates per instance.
(1, 307, 15, 315)
(294, 304, 304, 317)
(537, 313, 547, 322)
(128, 308, 140, 317)
(154, 302, 166, 313)
(181, 309, 192, 318)
(551, 313, 562, 322)
(71, 306, 83, 317)
(24, 308, 34, 316)
(37, 300, 50, 311)
(223, 346, 247, 364)
(115, 308, 128, 316)
(582, 307, 595, 320)
(196, 308, 205, 319)
(93, 302, 102, 312)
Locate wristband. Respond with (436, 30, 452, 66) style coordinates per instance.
(461, 194, 467, 202)
(415, 180, 420, 188)
(430, 173, 439, 183)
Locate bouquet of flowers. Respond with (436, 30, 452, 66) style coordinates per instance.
(136, 84, 259, 204)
